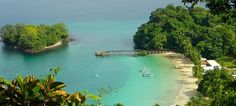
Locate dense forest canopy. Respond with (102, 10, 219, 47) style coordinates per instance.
(187, 70, 236, 106)
(133, 4, 236, 59)
(0, 23, 68, 53)
(182, 0, 236, 14)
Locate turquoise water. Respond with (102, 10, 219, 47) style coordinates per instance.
(0, 0, 181, 105)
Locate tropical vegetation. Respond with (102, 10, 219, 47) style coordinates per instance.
(0, 23, 69, 53)
(187, 70, 236, 106)
(182, 0, 236, 14)
(0, 68, 100, 106)
(133, 1, 236, 105)
(133, 4, 236, 60)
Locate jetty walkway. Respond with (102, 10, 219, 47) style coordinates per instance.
(95, 49, 170, 56)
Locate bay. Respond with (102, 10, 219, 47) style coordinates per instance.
(0, 0, 181, 105)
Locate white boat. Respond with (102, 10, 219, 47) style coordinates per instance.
(139, 67, 150, 72)
(142, 72, 154, 77)
(139, 67, 155, 77)
(140, 69, 150, 73)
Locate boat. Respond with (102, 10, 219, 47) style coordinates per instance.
(139, 67, 155, 77)
(140, 69, 150, 73)
(142, 72, 154, 77)
(139, 67, 150, 72)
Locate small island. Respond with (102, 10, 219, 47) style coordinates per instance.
(0, 23, 69, 53)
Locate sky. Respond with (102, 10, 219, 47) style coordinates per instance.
(0, 0, 181, 24)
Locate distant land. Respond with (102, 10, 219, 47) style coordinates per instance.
(0, 23, 69, 53)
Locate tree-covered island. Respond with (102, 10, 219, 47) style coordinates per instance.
(134, 4, 236, 61)
(0, 23, 69, 53)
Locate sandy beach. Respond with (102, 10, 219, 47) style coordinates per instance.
(159, 52, 198, 106)
(23, 40, 64, 54)
(45, 40, 63, 49)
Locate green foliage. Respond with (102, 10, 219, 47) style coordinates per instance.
(205, 0, 235, 14)
(0, 23, 69, 53)
(133, 5, 236, 60)
(87, 93, 100, 100)
(0, 24, 18, 46)
(211, 92, 236, 106)
(198, 70, 235, 97)
(182, 0, 236, 14)
(0, 68, 98, 106)
(136, 51, 148, 56)
(192, 65, 204, 81)
(216, 56, 236, 68)
(186, 96, 212, 106)
(188, 70, 236, 106)
(133, 23, 167, 50)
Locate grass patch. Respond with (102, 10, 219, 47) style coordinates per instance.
(216, 56, 236, 68)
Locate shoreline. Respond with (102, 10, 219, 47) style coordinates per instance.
(24, 40, 64, 54)
(2, 37, 75, 54)
(158, 52, 198, 106)
(41, 37, 75, 51)
(44, 40, 63, 49)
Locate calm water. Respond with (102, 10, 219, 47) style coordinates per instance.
(0, 0, 181, 105)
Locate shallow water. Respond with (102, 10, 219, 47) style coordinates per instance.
(0, 0, 181, 105)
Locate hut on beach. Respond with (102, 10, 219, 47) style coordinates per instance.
(201, 58, 222, 71)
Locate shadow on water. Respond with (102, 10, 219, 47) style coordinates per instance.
(0, 42, 69, 57)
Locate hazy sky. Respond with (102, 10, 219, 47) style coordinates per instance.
(0, 0, 181, 24)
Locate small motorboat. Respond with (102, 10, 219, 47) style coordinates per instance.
(139, 67, 150, 73)
(142, 72, 154, 77)
(140, 69, 150, 73)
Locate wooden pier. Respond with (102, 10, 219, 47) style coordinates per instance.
(95, 49, 171, 56)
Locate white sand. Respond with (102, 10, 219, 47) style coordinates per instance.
(159, 52, 198, 106)
(45, 40, 62, 49)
